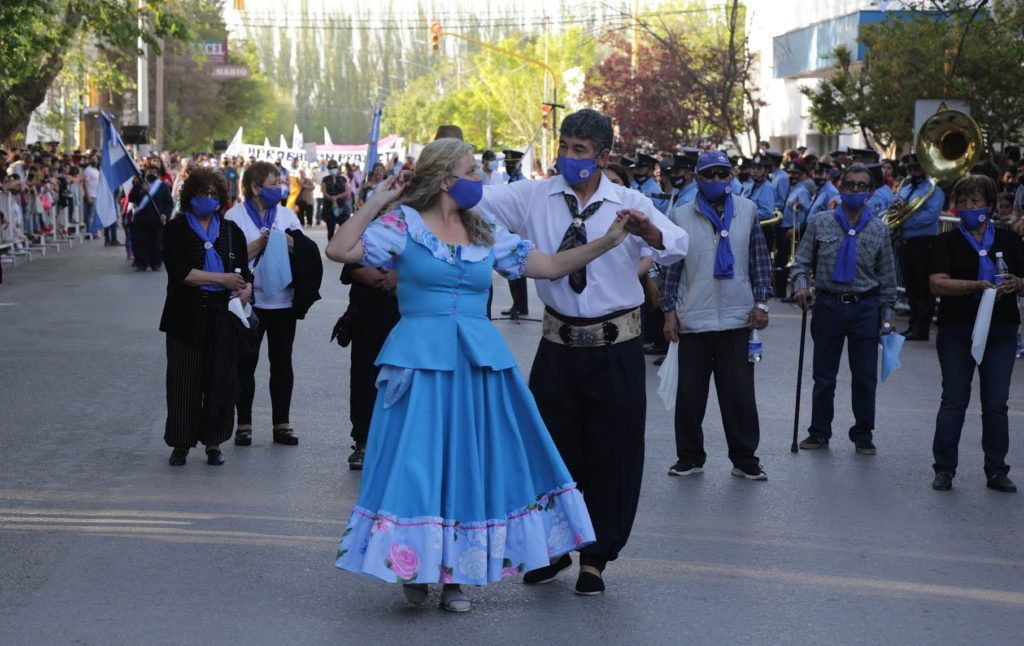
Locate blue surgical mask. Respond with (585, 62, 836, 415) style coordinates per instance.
(697, 179, 731, 202)
(840, 192, 870, 212)
(557, 156, 598, 186)
(259, 186, 281, 208)
(484, 160, 495, 172)
(190, 196, 220, 218)
(959, 207, 990, 230)
(329, 168, 339, 176)
(447, 177, 483, 210)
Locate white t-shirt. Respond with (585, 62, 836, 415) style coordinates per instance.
(83, 166, 100, 199)
(225, 201, 303, 310)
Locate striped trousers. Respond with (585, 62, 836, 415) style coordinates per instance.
(165, 334, 234, 449)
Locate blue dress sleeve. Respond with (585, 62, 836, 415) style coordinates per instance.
(492, 223, 535, 280)
(361, 209, 408, 268)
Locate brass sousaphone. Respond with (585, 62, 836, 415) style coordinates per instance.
(882, 106, 983, 231)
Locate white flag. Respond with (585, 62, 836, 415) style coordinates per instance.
(291, 124, 303, 150)
(323, 127, 333, 146)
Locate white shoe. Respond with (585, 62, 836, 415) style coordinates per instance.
(440, 586, 471, 613)
(402, 583, 428, 605)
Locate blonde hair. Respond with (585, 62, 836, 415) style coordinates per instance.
(401, 138, 494, 246)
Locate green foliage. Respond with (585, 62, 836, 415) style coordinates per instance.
(803, 1, 1024, 154)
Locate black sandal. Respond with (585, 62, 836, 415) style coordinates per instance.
(273, 427, 299, 446)
(234, 429, 252, 446)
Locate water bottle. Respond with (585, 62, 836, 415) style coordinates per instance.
(995, 252, 1008, 287)
(748, 329, 763, 363)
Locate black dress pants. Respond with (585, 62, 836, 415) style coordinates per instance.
(133, 219, 163, 269)
(529, 336, 646, 570)
(237, 307, 297, 426)
(772, 226, 791, 298)
(165, 334, 233, 448)
(674, 328, 761, 470)
(900, 236, 937, 336)
(508, 277, 529, 314)
(349, 328, 390, 445)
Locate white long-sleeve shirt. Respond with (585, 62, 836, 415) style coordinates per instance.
(479, 173, 688, 319)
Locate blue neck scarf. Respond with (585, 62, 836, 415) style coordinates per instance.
(831, 205, 872, 284)
(244, 198, 276, 232)
(185, 213, 225, 291)
(957, 222, 995, 290)
(697, 193, 735, 279)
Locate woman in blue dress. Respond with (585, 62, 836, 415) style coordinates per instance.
(325, 138, 634, 612)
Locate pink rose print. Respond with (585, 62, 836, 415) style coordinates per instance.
(439, 565, 454, 584)
(501, 558, 525, 578)
(385, 543, 420, 581)
(574, 532, 585, 546)
(379, 212, 408, 235)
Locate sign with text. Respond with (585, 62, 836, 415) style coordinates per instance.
(211, 65, 250, 79)
(201, 40, 228, 65)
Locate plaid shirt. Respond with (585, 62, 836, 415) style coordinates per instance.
(789, 209, 898, 321)
(660, 214, 773, 312)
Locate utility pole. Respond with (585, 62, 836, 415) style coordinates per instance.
(136, 1, 150, 157)
(155, 38, 164, 151)
(543, 18, 550, 163)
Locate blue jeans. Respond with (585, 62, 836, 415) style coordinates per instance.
(933, 323, 1016, 477)
(809, 294, 880, 442)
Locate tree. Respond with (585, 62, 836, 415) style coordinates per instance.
(0, 0, 190, 142)
(803, 0, 1024, 157)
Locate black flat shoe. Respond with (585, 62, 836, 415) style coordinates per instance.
(234, 430, 252, 446)
(987, 473, 1017, 493)
(932, 472, 954, 491)
(574, 571, 605, 596)
(273, 428, 299, 446)
(523, 554, 572, 585)
(206, 448, 225, 466)
(168, 448, 188, 466)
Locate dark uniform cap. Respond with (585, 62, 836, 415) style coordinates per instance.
(765, 151, 784, 167)
(619, 155, 636, 168)
(738, 157, 755, 170)
(830, 146, 851, 157)
(849, 147, 880, 163)
(901, 153, 920, 166)
(672, 153, 696, 171)
(502, 149, 524, 162)
(786, 160, 810, 175)
(658, 158, 674, 172)
(864, 163, 884, 188)
(635, 153, 658, 168)
(814, 162, 832, 173)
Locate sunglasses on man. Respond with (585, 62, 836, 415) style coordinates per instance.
(698, 167, 732, 181)
(841, 181, 871, 192)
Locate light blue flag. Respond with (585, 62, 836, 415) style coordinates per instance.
(880, 332, 905, 383)
(363, 105, 382, 176)
(90, 112, 139, 235)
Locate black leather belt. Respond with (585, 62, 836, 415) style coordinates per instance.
(819, 289, 879, 304)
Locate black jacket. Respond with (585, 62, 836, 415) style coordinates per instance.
(160, 216, 252, 344)
(286, 228, 323, 320)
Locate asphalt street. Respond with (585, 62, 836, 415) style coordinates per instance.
(1, 228, 1023, 645)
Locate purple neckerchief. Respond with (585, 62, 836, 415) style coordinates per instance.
(831, 205, 872, 284)
(244, 198, 275, 233)
(957, 221, 996, 294)
(184, 212, 225, 291)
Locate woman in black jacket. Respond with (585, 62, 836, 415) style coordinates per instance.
(130, 159, 175, 271)
(160, 168, 253, 466)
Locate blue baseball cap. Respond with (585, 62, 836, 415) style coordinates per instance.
(695, 150, 732, 172)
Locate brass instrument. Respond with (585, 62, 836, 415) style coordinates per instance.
(760, 209, 782, 228)
(881, 107, 983, 231)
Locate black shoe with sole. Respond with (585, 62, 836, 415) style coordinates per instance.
(668, 461, 703, 476)
(574, 571, 605, 596)
(169, 448, 188, 466)
(273, 428, 299, 446)
(731, 464, 768, 481)
(348, 443, 365, 470)
(987, 473, 1018, 493)
(523, 554, 572, 585)
(854, 439, 876, 455)
(500, 307, 519, 317)
(206, 448, 225, 466)
(799, 435, 829, 450)
(234, 430, 252, 446)
(932, 472, 954, 490)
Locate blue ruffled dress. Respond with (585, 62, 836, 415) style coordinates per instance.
(335, 205, 595, 585)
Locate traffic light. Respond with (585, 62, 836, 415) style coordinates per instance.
(430, 22, 442, 53)
(541, 104, 552, 130)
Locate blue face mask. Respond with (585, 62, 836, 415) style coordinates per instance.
(959, 207, 990, 230)
(329, 168, 339, 176)
(190, 196, 220, 218)
(259, 186, 281, 208)
(840, 192, 870, 212)
(557, 156, 598, 186)
(447, 177, 483, 210)
(484, 161, 495, 172)
(697, 179, 731, 202)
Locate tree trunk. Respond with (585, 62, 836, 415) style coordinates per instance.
(0, 5, 84, 142)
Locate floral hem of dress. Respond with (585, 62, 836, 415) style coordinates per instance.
(334, 482, 595, 585)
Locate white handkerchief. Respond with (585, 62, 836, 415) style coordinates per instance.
(657, 341, 679, 411)
(971, 288, 997, 365)
(228, 297, 250, 328)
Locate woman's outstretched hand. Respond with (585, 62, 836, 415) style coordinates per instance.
(372, 170, 413, 205)
(603, 212, 630, 248)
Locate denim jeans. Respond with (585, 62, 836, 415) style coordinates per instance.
(933, 323, 1016, 477)
(808, 294, 880, 442)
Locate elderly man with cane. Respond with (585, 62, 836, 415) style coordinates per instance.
(790, 163, 898, 455)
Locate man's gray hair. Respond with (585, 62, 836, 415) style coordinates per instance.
(840, 163, 874, 189)
(559, 109, 614, 156)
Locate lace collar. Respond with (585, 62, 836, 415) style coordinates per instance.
(399, 204, 494, 264)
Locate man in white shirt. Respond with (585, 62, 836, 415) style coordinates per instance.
(82, 155, 102, 240)
(478, 108, 687, 596)
(480, 150, 506, 185)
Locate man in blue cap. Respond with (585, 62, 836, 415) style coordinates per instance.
(740, 154, 778, 222)
(632, 153, 668, 213)
(660, 150, 772, 481)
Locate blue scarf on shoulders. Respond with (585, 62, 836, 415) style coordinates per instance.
(185, 213, 225, 291)
(831, 205, 872, 284)
(696, 193, 735, 279)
